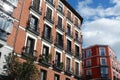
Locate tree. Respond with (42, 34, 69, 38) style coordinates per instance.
(4, 53, 40, 80)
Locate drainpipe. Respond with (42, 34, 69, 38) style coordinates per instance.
(13, 0, 25, 53)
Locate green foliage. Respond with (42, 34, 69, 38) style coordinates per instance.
(5, 54, 40, 80)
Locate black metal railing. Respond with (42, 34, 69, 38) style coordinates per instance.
(26, 22, 40, 35)
(46, 0, 55, 7)
(66, 46, 72, 55)
(74, 37, 81, 44)
(65, 66, 73, 75)
(30, 5, 41, 15)
(53, 61, 64, 71)
(74, 52, 81, 60)
(44, 16, 54, 24)
(22, 46, 37, 61)
(54, 39, 63, 50)
(42, 32, 53, 43)
(57, 8, 64, 16)
(86, 75, 92, 79)
(39, 54, 51, 67)
(56, 24, 64, 32)
(66, 16, 73, 23)
(66, 31, 73, 38)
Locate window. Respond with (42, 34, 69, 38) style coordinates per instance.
(42, 45, 49, 56)
(66, 57, 71, 71)
(101, 67, 108, 77)
(86, 69, 92, 75)
(75, 45, 79, 56)
(54, 74, 60, 80)
(75, 62, 79, 75)
(43, 24, 51, 39)
(46, 7, 52, 20)
(0, 52, 1, 58)
(66, 39, 71, 53)
(67, 10, 71, 20)
(55, 52, 61, 65)
(56, 32, 63, 47)
(58, 2, 63, 12)
(57, 16, 62, 26)
(26, 37, 35, 55)
(40, 70, 47, 80)
(100, 58, 107, 65)
(48, 0, 53, 3)
(75, 17, 78, 26)
(75, 31, 78, 39)
(6, 0, 18, 7)
(86, 59, 91, 67)
(99, 47, 106, 56)
(66, 24, 71, 34)
(32, 0, 40, 10)
(86, 49, 92, 58)
(29, 15, 38, 30)
(0, 16, 13, 34)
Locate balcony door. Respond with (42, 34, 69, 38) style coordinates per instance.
(26, 37, 35, 55)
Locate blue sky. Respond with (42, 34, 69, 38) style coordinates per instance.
(67, 0, 120, 60)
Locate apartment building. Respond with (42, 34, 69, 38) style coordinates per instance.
(0, 0, 83, 80)
(83, 45, 120, 80)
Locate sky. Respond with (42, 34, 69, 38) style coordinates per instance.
(67, 0, 120, 60)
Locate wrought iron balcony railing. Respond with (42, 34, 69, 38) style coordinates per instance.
(26, 22, 40, 36)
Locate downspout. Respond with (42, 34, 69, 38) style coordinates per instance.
(13, 0, 25, 52)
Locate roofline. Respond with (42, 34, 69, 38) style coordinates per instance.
(83, 44, 109, 50)
(60, 0, 83, 24)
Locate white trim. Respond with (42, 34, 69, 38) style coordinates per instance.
(66, 36, 72, 42)
(44, 20, 53, 28)
(75, 42, 80, 47)
(46, 0, 55, 10)
(54, 48, 62, 62)
(4, 45, 13, 50)
(25, 33, 37, 50)
(19, 26, 25, 31)
(30, 11, 40, 19)
(41, 41, 51, 55)
(65, 55, 72, 70)
(56, 29, 63, 35)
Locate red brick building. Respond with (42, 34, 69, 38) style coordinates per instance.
(83, 45, 120, 80)
(0, 0, 83, 80)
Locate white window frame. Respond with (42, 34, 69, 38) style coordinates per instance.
(100, 58, 107, 65)
(86, 59, 91, 66)
(99, 47, 106, 56)
(86, 49, 92, 58)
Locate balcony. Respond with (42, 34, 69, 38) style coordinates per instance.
(53, 61, 64, 72)
(26, 22, 40, 36)
(74, 72, 81, 79)
(66, 31, 73, 38)
(65, 47, 72, 56)
(22, 46, 37, 61)
(42, 32, 53, 43)
(65, 66, 73, 76)
(39, 54, 52, 67)
(44, 16, 54, 24)
(54, 39, 64, 50)
(56, 24, 64, 32)
(46, 0, 55, 7)
(0, 31, 7, 41)
(30, 5, 41, 15)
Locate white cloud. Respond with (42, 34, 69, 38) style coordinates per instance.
(82, 18, 120, 54)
